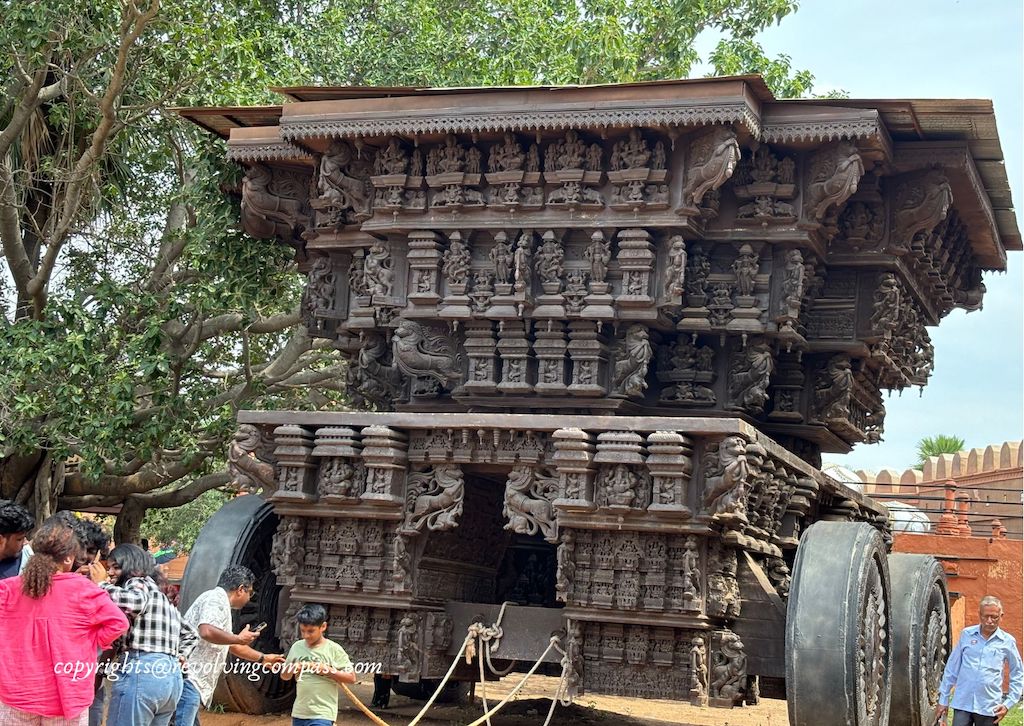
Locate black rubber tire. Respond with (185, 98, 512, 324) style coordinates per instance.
(392, 678, 471, 704)
(786, 521, 893, 726)
(887, 554, 950, 726)
(179, 494, 294, 714)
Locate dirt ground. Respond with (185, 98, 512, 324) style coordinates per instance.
(202, 675, 790, 726)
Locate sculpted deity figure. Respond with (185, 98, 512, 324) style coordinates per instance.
(610, 129, 650, 170)
(780, 248, 805, 313)
(550, 130, 587, 170)
(691, 637, 708, 700)
(525, 144, 540, 173)
(686, 244, 711, 299)
(489, 133, 525, 173)
(681, 535, 702, 608)
(664, 236, 687, 297)
(535, 232, 565, 285)
(397, 614, 421, 674)
(871, 272, 901, 335)
(731, 244, 759, 297)
(710, 632, 747, 703)
(363, 241, 394, 297)
(240, 165, 306, 238)
(489, 233, 514, 285)
(374, 139, 408, 175)
(813, 353, 854, 421)
(584, 231, 611, 284)
(702, 436, 750, 519)
(728, 341, 774, 414)
(312, 139, 371, 225)
(228, 424, 275, 491)
(442, 237, 471, 287)
(555, 530, 576, 602)
(513, 233, 532, 291)
(612, 325, 653, 397)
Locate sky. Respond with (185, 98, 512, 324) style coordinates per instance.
(696, 0, 1024, 475)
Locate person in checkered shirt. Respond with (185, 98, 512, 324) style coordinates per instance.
(99, 544, 197, 726)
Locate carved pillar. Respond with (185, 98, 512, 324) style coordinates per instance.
(778, 475, 819, 547)
(272, 425, 317, 502)
(567, 320, 608, 395)
(405, 230, 443, 317)
(497, 320, 533, 393)
(767, 350, 805, 423)
(615, 228, 656, 320)
(646, 431, 694, 516)
(534, 320, 568, 394)
(593, 431, 648, 509)
(359, 426, 408, 506)
(552, 428, 597, 510)
(312, 427, 364, 504)
(461, 321, 499, 394)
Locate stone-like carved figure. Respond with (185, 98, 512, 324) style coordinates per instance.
(489, 133, 525, 172)
(374, 139, 408, 175)
(684, 127, 741, 208)
(442, 237, 472, 287)
(664, 236, 687, 298)
(604, 463, 640, 507)
(612, 325, 653, 397)
(319, 458, 358, 497)
(691, 636, 708, 702)
(548, 130, 588, 171)
(703, 436, 750, 519)
(228, 424, 275, 491)
(728, 341, 774, 414)
(427, 135, 467, 175)
(490, 233, 513, 284)
(393, 320, 461, 389)
(805, 141, 864, 222)
(731, 244, 759, 297)
(397, 614, 421, 674)
(503, 465, 558, 541)
(555, 530, 576, 602)
(681, 535, 702, 609)
(363, 241, 395, 297)
(348, 331, 395, 408)
(312, 140, 372, 226)
(710, 632, 747, 704)
(301, 256, 335, 329)
(610, 129, 650, 170)
(767, 557, 791, 599)
(584, 231, 611, 284)
(282, 519, 305, 575)
(393, 532, 413, 592)
(685, 244, 711, 300)
(813, 353, 853, 421)
(535, 232, 565, 286)
(241, 165, 308, 239)
(405, 465, 465, 532)
(779, 248, 805, 314)
(892, 169, 953, 251)
(707, 544, 741, 618)
(871, 272, 901, 336)
(513, 233, 532, 291)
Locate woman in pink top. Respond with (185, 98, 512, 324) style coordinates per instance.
(0, 516, 129, 725)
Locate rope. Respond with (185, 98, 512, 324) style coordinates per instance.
(462, 635, 561, 726)
(406, 633, 475, 726)
(340, 683, 392, 726)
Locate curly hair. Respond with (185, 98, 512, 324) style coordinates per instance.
(21, 517, 79, 599)
(0, 500, 35, 536)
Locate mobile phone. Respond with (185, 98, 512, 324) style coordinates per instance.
(252, 621, 268, 633)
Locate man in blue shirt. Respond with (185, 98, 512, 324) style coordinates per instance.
(0, 501, 35, 580)
(938, 595, 1024, 725)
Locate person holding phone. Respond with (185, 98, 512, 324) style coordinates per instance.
(174, 565, 285, 726)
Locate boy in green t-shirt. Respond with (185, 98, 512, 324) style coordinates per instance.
(281, 603, 357, 726)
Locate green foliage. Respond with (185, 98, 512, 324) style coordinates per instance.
(142, 489, 232, 551)
(914, 435, 967, 470)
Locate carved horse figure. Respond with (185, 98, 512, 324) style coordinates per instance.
(503, 466, 558, 541)
(405, 465, 465, 532)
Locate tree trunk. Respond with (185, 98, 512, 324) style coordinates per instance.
(0, 450, 60, 523)
(114, 497, 146, 545)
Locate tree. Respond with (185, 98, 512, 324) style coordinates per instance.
(1, 0, 821, 541)
(914, 435, 967, 470)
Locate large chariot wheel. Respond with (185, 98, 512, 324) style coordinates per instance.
(179, 494, 294, 714)
(786, 521, 893, 726)
(887, 554, 950, 726)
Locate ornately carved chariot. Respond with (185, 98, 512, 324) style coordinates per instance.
(177, 77, 1019, 726)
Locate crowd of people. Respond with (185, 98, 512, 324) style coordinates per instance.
(0, 501, 356, 726)
(0, 498, 1019, 726)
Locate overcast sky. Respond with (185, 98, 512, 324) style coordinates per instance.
(698, 0, 1023, 474)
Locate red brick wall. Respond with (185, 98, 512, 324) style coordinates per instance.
(893, 533, 1023, 656)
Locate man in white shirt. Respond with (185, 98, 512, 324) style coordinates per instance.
(174, 565, 285, 725)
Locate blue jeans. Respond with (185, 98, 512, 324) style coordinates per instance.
(173, 676, 202, 726)
(88, 681, 106, 726)
(292, 719, 334, 726)
(107, 652, 183, 726)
